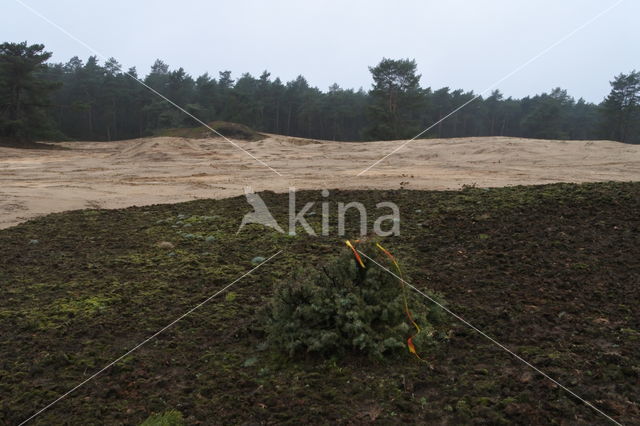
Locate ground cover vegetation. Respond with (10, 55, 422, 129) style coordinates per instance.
(0, 182, 638, 424)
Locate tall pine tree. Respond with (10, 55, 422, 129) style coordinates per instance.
(367, 58, 423, 140)
(600, 71, 640, 143)
(0, 42, 59, 143)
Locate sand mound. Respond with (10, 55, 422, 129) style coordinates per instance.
(110, 137, 210, 162)
(0, 135, 639, 229)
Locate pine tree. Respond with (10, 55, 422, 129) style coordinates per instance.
(600, 71, 640, 143)
(266, 241, 447, 360)
(367, 58, 424, 140)
(0, 42, 59, 143)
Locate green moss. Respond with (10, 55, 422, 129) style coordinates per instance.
(499, 397, 517, 407)
(20, 295, 115, 330)
(571, 262, 589, 270)
(474, 380, 498, 392)
(474, 396, 492, 406)
(140, 410, 184, 426)
(455, 398, 472, 418)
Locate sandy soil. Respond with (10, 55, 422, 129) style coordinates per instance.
(1, 135, 639, 229)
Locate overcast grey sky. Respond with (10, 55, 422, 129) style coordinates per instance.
(2, 0, 638, 103)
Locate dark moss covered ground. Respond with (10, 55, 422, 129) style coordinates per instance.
(1, 182, 639, 425)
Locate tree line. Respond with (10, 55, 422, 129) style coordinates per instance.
(1, 41, 638, 144)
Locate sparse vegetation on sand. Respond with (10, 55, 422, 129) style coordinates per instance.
(1, 182, 639, 424)
(154, 121, 265, 141)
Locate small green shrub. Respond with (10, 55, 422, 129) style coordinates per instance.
(266, 241, 447, 359)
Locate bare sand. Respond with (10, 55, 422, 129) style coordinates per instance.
(1, 135, 639, 229)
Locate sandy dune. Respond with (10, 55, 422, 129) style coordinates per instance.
(1, 135, 639, 229)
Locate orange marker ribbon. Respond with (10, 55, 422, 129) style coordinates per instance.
(376, 243, 429, 363)
(345, 240, 365, 268)
(344, 240, 430, 363)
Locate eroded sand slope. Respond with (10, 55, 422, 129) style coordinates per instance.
(1, 135, 639, 229)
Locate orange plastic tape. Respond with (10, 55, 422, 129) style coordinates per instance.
(345, 240, 365, 268)
(376, 243, 429, 363)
